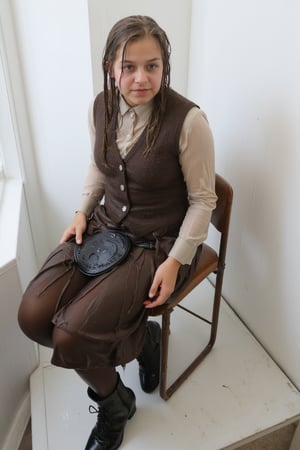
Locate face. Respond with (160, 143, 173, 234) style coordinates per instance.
(110, 36, 164, 107)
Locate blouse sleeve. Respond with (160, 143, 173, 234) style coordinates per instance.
(78, 100, 106, 216)
(168, 107, 217, 265)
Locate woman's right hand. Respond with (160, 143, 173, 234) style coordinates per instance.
(59, 211, 87, 244)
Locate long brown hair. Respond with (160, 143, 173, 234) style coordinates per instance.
(102, 15, 171, 159)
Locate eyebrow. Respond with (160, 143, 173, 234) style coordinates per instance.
(121, 57, 161, 64)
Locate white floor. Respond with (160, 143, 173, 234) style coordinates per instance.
(30, 281, 300, 450)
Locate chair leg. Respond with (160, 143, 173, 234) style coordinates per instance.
(208, 269, 224, 348)
(159, 274, 225, 401)
(159, 311, 171, 400)
(159, 308, 213, 401)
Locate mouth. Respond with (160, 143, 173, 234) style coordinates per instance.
(132, 89, 149, 94)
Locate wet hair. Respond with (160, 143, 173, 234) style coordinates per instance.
(102, 15, 171, 159)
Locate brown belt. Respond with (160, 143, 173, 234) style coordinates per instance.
(134, 240, 156, 249)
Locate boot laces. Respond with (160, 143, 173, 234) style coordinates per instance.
(88, 405, 109, 436)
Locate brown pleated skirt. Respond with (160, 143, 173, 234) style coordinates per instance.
(27, 211, 202, 370)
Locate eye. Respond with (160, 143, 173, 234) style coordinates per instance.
(147, 63, 159, 71)
(122, 64, 135, 72)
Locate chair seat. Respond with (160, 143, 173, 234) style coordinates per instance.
(151, 244, 218, 316)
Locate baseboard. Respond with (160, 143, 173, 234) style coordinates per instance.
(2, 392, 31, 450)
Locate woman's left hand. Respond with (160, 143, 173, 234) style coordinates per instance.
(144, 257, 181, 308)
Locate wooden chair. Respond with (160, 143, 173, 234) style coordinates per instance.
(150, 173, 233, 400)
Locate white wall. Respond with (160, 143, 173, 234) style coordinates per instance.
(189, 0, 300, 387)
(0, 0, 48, 266)
(0, 2, 39, 446)
(12, 0, 94, 254)
(12, 0, 192, 255)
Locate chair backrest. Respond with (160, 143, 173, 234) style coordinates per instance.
(212, 174, 233, 233)
(211, 173, 233, 267)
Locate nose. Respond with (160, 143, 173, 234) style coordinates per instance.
(135, 68, 147, 83)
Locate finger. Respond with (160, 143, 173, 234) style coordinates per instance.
(144, 289, 170, 309)
(148, 278, 161, 298)
(144, 296, 164, 308)
(75, 227, 83, 245)
(59, 231, 69, 244)
(60, 227, 76, 244)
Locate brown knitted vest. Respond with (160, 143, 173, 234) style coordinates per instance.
(93, 88, 198, 240)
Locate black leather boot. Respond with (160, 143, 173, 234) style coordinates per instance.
(137, 320, 161, 393)
(85, 374, 136, 450)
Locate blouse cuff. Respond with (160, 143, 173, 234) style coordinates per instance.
(168, 236, 199, 265)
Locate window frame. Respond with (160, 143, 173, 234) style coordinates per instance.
(0, 1, 23, 185)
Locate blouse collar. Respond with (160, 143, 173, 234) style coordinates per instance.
(119, 95, 153, 121)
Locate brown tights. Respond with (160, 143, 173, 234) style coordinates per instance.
(18, 267, 118, 399)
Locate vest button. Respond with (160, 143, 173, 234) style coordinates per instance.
(122, 205, 127, 212)
(120, 184, 125, 191)
(119, 164, 123, 171)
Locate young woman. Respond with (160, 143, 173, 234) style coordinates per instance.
(18, 15, 217, 450)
